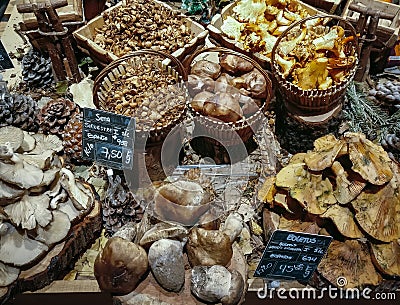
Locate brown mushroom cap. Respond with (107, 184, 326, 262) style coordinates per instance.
(220, 54, 254, 75)
(370, 240, 400, 277)
(318, 239, 381, 288)
(305, 134, 345, 171)
(345, 132, 393, 185)
(351, 162, 400, 242)
(139, 222, 188, 248)
(321, 205, 364, 239)
(191, 60, 221, 80)
(257, 176, 277, 204)
(94, 237, 148, 294)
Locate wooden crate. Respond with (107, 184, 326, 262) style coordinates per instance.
(342, 0, 400, 47)
(19, 0, 83, 30)
(207, 0, 326, 69)
(73, 0, 208, 67)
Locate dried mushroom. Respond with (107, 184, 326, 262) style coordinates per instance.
(0, 222, 48, 266)
(304, 134, 345, 171)
(351, 162, 400, 242)
(346, 132, 393, 186)
(318, 240, 381, 288)
(94, 0, 194, 57)
(370, 240, 400, 277)
(321, 205, 363, 239)
(0, 262, 19, 287)
(4, 194, 52, 230)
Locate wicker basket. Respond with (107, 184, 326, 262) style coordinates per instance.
(271, 15, 359, 116)
(185, 47, 273, 153)
(93, 49, 188, 145)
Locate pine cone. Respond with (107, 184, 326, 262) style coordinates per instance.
(10, 93, 39, 131)
(22, 49, 54, 88)
(0, 94, 14, 127)
(39, 98, 77, 134)
(62, 111, 84, 163)
(102, 175, 144, 235)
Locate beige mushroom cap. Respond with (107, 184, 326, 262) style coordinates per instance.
(0, 261, 19, 287)
(318, 239, 381, 288)
(321, 205, 364, 239)
(371, 240, 400, 277)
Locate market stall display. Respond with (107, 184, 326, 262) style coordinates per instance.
(0, 0, 400, 303)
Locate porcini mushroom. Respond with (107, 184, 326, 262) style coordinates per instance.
(304, 134, 345, 171)
(321, 205, 364, 239)
(0, 223, 48, 266)
(346, 132, 393, 186)
(220, 54, 254, 75)
(139, 222, 188, 248)
(318, 240, 381, 288)
(331, 161, 366, 204)
(370, 240, 400, 277)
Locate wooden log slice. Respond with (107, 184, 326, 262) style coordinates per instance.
(0, 200, 102, 304)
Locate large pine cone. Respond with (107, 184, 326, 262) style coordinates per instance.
(62, 111, 84, 163)
(39, 98, 77, 134)
(103, 175, 144, 236)
(382, 133, 400, 162)
(22, 49, 54, 88)
(0, 93, 38, 130)
(0, 94, 14, 127)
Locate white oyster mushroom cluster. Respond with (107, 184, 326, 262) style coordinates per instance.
(0, 126, 94, 288)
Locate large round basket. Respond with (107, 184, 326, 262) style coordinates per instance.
(93, 49, 188, 145)
(271, 15, 359, 116)
(185, 46, 273, 149)
(93, 50, 188, 187)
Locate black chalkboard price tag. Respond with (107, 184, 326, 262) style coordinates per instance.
(0, 40, 14, 70)
(82, 108, 135, 170)
(254, 230, 332, 281)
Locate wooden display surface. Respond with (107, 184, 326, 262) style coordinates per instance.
(0, 201, 102, 305)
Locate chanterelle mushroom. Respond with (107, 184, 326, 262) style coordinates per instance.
(0, 222, 48, 266)
(346, 132, 393, 185)
(318, 240, 381, 288)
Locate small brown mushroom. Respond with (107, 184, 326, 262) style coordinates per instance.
(318, 240, 381, 288)
(220, 54, 254, 75)
(191, 91, 215, 113)
(191, 60, 221, 80)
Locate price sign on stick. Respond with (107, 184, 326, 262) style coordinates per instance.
(254, 230, 332, 281)
(82, 108, 135, 170)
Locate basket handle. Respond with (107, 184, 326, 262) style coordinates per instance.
(271, 14, 359, 75)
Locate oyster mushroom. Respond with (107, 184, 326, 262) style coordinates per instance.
(29, 134, 63, 154)
(321, 205, 363, 239)
(0, 261, 19, 287)
(371, 240, 400, 277)
(318, 240, 381, 288)
(4, 194, 52, 230)
(0, 126, 24, 152)
(351, 162, 400, 242)
(331, 161, 366, 204)
(0, 180, 25, 205)
(36, 210, 71, 246)
(0, 149, 44, 189)
(346, 132, 393, 185)
(0, 222, 48, 266)
(20, 150, 55, 170)
(304, 134, 345, 171)
(19, 131, 36, 153)
(60, 168, 93, 211)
